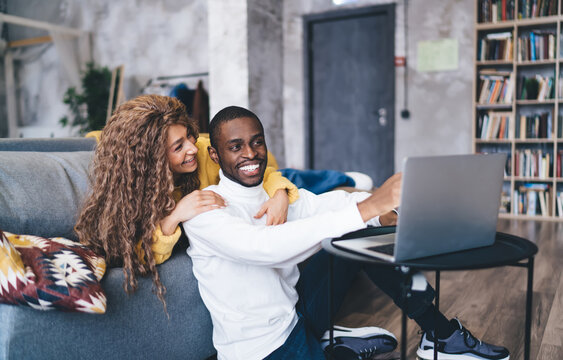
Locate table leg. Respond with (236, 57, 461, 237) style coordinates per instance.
(328, 254, 334, 359)
(434, 270, 440, 360)
(400, 267, 410, 360)
(524, 256, 534, 360)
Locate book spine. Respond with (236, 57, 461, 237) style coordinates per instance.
(557, 151, 561, 178)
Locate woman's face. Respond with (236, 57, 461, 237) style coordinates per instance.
(166, 124, 198, 174)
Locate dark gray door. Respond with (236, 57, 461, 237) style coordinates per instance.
(305, 5, 395, 187)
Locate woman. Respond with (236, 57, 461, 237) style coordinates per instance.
(75, 94, 298, 309)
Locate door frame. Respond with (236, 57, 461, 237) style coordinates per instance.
(303, 4, 396, 170)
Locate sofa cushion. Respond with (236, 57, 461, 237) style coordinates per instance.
(0, 231, 106, 313)
(0, 151, 92, 241)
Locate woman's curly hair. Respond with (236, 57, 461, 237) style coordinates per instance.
(75, 94, 200, 311)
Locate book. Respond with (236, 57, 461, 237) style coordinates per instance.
(538, 190, 547, 215)
(504, 72, 515, 102)
(519, 115, 527, 139)
(498, 116, 507, 139)
(555, 150, 563, 177)
(489, 80, 503, 103)
(479, 111, 513, 139)
(530, 32, 536, 60)
(479, 78, 491, 103)
(526, 190, 537, 215)
(508, 113, 515, 139)
(513, 189, 520, 214)
(480, 114, 490, 139)
(481, 32, 513, 60)
(489, 114, 501, 138)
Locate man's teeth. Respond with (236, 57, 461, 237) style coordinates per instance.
(240, 164, 259, 171)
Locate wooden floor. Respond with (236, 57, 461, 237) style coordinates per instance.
(335, 219, 563, 360)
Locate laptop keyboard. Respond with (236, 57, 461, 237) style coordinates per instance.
(367, 243, 395, 255)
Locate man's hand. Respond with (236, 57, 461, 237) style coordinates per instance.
(379, 210, 398, 226)
(357, 172, 402, 222)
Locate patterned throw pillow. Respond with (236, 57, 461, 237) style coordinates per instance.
(0, 230, 106, 313)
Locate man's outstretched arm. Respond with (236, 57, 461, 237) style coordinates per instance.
(357, 172, 402, 222)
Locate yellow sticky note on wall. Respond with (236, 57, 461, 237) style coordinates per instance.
(417, 38, 459, 72)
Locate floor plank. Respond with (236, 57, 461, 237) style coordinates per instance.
(335, 219, 563, 359)
(538, 272, 563, 348)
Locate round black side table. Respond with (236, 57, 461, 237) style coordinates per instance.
(322, 226, 538, 360)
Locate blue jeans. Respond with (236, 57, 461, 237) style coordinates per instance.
(265, 250, 435, 359)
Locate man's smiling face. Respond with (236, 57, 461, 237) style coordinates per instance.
(209, 116, 268, 187)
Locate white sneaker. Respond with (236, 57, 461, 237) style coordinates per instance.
(345, 172, 374, 191)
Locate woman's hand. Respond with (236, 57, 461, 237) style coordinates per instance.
(254, 189, 289, 225)
(160, 190, 226, 235)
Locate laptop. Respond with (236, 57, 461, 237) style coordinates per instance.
(333, 153, 506, 262)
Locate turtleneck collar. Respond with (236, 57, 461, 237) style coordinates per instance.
(217, 169, 266, 200)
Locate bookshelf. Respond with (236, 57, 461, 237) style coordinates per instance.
(474, 0, 563, 220)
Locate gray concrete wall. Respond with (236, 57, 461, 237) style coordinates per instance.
(4, 0, 475, 174)
(3, 0, 208, 137)
(399, 0, 474, 166)
(282, 0, 474, 171)
(248, 0, 285, 163)
(208, 0, 249, 112)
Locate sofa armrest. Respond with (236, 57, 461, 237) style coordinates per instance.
(0, 138, 96, 152)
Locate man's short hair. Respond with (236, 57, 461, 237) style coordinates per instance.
(209, 106, 263, 148)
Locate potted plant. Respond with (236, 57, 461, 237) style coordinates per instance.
(60, 62, 111, 135)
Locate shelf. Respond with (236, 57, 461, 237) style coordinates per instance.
(513, 176, 554, 181)
(477, 17, 560, 30)
(514, 138, 556, 143)
(476, 60, 514, 66)
(515, 15, 560, 26)
(476, 103, 513, 109)
(475, 139, 513, 143)
(517, 60, 557, 66)
(516, 99, 556, 105)
(474, 1, 563, 222)
(476, 21, 516, 30)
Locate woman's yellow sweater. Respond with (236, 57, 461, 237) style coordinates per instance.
(86, 131, 298, 265)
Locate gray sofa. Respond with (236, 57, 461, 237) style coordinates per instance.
(0, 138, 215, 360)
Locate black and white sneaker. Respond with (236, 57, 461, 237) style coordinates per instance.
(417, 318, 510, 360)
(321, 325, 398, 360)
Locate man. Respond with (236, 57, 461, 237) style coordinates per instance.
(183, 106, 510, 360)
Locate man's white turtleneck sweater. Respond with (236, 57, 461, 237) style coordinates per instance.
(184, 170, 380, 360)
